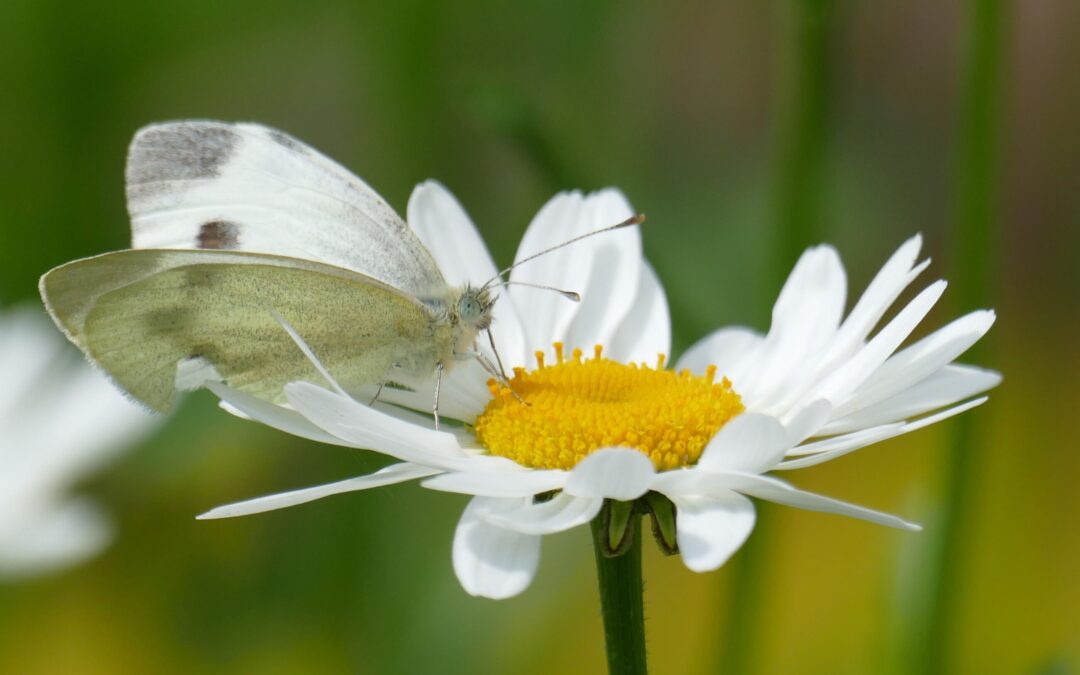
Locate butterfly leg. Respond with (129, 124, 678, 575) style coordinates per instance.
(432, 362, 444, 430)
(485, 329, 510, 381)
(454, 348, 527, 406)
(369, 362, 399, 406)
(472, 350, 528, 406)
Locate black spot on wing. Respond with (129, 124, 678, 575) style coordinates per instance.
(268, 128, 310, 154)
(126, 123, 240, 185)
(197, 220, 241, 249)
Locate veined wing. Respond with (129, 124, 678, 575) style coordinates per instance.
(40, 250, 442, 412)
(126, 121, 447, 297)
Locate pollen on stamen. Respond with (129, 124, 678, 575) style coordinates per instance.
(705, 364, 717, 384)
(477, 343, 745, 471)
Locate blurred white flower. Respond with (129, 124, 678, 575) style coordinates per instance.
(200, 182, 999, 599)
(0, 306, 157, 579)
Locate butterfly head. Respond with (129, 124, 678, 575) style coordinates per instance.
(456, 285, 495, 332)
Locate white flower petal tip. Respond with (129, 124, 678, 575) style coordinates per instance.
(510, 187, 642, 351)
(196, 464, 437, 519)
(406, 180, 499, 289)
(673, 493, 756, 572)
(732, 474, 922, 532)
(782, 396, 992, 469)
(563, 448, 656, 500)
(453, 499, 541, 599)
(607, 261, 672, 365)
(675, 326, 762, 377)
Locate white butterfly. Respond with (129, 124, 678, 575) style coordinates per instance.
(40, 121, 637, 423)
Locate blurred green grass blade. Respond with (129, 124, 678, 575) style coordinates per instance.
(717, 1, 834, 673)
(771, 0, 833, 272)
(911, 0, 1006, 673)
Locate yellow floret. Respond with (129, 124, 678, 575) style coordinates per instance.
(475, 343, 744, 471)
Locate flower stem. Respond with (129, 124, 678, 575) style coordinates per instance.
(591, 511, 648, 675)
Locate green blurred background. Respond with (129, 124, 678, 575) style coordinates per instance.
(1, 1, 1077, 673)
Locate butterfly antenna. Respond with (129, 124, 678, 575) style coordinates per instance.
(270, 310, 351, 399)
(487, 280, 580, 302)
(482, 213, 645, 290)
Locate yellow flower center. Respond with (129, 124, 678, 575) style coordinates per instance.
(475, 343, 744, 471)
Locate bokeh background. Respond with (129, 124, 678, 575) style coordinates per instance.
(1, 1, 1077, 673)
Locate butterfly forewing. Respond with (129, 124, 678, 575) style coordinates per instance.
(126, 121, 447, 298)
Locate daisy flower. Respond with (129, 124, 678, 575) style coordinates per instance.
(0, 306, 157, 579)
(200, 182, 999, 599)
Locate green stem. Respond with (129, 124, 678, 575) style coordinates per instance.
(591, 512, 648, 675)
(913, 0, 1004, 672)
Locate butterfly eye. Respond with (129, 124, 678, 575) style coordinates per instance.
(458, 296, 477, 319)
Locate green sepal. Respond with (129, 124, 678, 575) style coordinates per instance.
(598, 500, 637, 558)
(643, 491, 679, 555)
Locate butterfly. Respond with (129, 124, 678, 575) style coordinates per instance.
(39, 121, 639, 424)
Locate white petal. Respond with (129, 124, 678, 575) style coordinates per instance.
(563, 448, 655, 500)
(0, 499, 111, 579)
(783, 422, 904, 458)
(817, 236, 928, 371)
(832, 310, 996, 418)
(509, 189, 641, 351)
(285, 382, 488, 471)
(475, 493, 603, 535)
(207, 381, 347, 446)
(745, 245, 846, 409)
(779, 397, 988, 469)
(197, 463, 438, 519)
(407, 180, 500, 288)
(1, 351, 156, 498)
(727, 473, 921, 531)
(406, 180, 530, 368)
(821, 364, 1001, 434)
(675, 327, 762, 379)
(606, 261, 671, 365)
(770, 246, 847, 342)
(697, 413, 790, 474)
(809, 280, 947, 408)
(453, 498, 541, 599)
(0, 307, 65, 412)
(422, 468, 568, 497)
(672, 493, 756, 572)
(783, 399, 833, 444)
